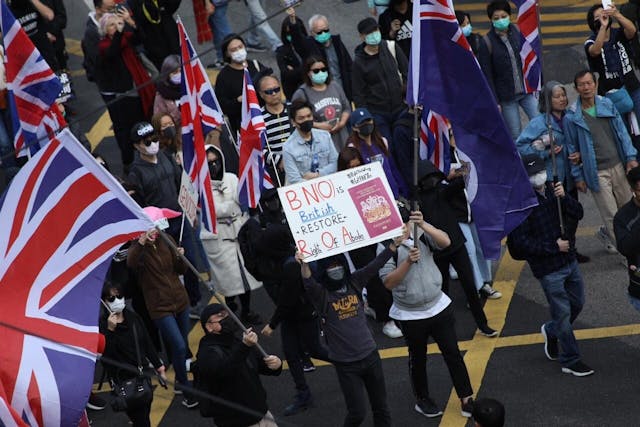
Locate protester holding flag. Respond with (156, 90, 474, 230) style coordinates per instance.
(478, 0, 539, 140)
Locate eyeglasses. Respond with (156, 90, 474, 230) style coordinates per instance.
(141, 137, 156, 146)
(262, 87, 281, 95)
(105, 295, 121, 302)
(310, 67, 328, 74)
(316, 28, 330, 34)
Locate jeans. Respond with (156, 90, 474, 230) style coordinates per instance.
(208, 3, 232, 61)
(629, 294, 640, 312)
(630, 87, 640, 125)
(153, 310, 191, 386)
(281, 317, 329, 392)
(500, 92, 539, 140)
(371, 110, 403, 144)
(539, 260, 584, 367)
(591, 163, 632, 245)
(399, 305, 473, 400)
(245, 0, 282, 50)
(333, 350, 391, 427)
(459, 222, 492, 291)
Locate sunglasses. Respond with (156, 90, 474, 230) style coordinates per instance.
(310, 67, 328, 74)
(262, 87, 281, 95)
(105, 295, 121, 302)
(141, 138, 156, 146)
(316, 28, 330, 34)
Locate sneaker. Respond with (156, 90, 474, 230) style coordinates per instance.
(241, 311, 262, 325)
(283, 389, 312, 416)
(86, 392, 106, 411)
(478, 325, 498, 337)
(173, 388, 183, 395)
(182, 397, 200, 409)
(540, 324, 558, 360)
(185, 358, 193, 372)
(480, 283, 502, 299)
(460, 397, 474, 418)
(302, 358, 316, 372)
(576, 251, 591, 263)
(561, 361, 594, 377)
(414, 398, 443, 418)
(596, 226, 617, 254)
(246, 43, 267, 52)
(449, 265, 458, 280)
(382, 321, 403, 338)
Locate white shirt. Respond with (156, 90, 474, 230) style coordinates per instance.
(389, 291, 451, 321)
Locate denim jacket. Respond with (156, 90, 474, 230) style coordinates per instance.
(282, 128, 338, 184)
(564, 96, 637, 192)
(516, 114, 574, 191)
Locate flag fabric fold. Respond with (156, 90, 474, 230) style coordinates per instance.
(178, 17, 222, 234)
(420, 110, 451, 174)
(0, 128, 153, 427)
(237, 69, 273, 210)
(514, 0, 542, 93)
(407, 0, 537, 259)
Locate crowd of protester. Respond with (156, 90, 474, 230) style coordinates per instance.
(5, 0, 640, 425)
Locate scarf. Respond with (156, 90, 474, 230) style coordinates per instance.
(192, 0, 213, 44)
(156, 80, 181, 101)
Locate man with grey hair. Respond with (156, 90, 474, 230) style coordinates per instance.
(288, 9, 353, 101)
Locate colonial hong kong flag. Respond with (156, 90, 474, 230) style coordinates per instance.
(420, 110, 451, 174)
(0, 128, 154, 426)
(1, 1, 65, 157)
(178, 17, 222, 233)
(514, 0, 542, 93)
(407, 0, 537, 259)
(238, 69, 273, 210)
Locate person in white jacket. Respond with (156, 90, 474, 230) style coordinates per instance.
(200, 145, 263, 324)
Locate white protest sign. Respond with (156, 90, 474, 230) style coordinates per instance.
(178, 171, 198, 226)
(278, 162, 403, 261)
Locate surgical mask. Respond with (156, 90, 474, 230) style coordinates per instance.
(492, 17, 510, 31)
(298, 120, 314, 133)
(145, 141, 160, 155)
(162, 126, 176, 139)
(358, 123, 374, 137)
(107, 297, 126, 314)
(230, 48, 247, 63)
(310, 70, 328, 85)
(462, 24, 473, 37)
(529, 171, 547, 188)
(169, 73, 181, 85)
(326, 266, 345, 281)
(365, 30, 382, 46)
(314, 31, 332, 44)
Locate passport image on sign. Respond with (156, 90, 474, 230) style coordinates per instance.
(348, 177, 402, 238)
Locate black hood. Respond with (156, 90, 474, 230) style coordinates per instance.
(417, 159, 446, 191)
(313, 254, 351, 291)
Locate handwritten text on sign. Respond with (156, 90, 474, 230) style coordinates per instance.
(278, 162, 403, 261)
(178, 171, 198, 227)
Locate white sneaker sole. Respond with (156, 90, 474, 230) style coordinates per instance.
(561, 367, 594, 377)
(414, 404, 442, 418)
(540, 324, 558, 361)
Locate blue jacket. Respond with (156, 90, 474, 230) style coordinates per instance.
(516, 114, 574, 191)
(283, 129, 338, 184)
(564, 96, 637, 192)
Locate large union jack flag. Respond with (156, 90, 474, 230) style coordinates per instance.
(420, 110, 451, 174)
(514, 0, 542, 93)
(1, 1, 65, 158)
(178, 17, 222, 233)
(0, 128, 153, 426)
(238, 69, 272, 210)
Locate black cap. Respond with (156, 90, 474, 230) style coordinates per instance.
(396, 198, 411, 223)
(521, 153, 545, 176)
(200, 303, 225, 330)
(357, 17, 379, 34)
(130, 122, 155, 144)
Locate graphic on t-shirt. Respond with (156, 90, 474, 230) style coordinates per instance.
(396, 20, 413, 41)
(332, 294, 359, 320)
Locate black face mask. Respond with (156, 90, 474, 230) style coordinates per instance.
(218, 316, 239, 336)
(263, 197, 281, 213)
(208, 160, 222, 180)
(162, 126, 176, 140)
(358, 123, 374, 137)
(298, 120, 314, 133)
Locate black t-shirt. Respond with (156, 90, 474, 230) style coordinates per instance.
(8, 0, 59, 70)
(379, 7, 412, 58)
(585, 27, 639, 95)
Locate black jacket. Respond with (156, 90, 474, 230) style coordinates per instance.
(128, 0, 181, 70)
(196, 333, 281, 427)
(352, 41, 407, 115)
(275, 43, 304, 100)
(127, 150, 182, 211)
(614, 197, 640, 298)
(81, 16, 100, 84)
(478, 25, 524, 103)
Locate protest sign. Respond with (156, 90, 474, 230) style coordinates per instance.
(178, 170, 198, 226)
(279, 162, 403, 261)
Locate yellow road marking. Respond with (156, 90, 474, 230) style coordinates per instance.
(542, 24, 589, 34)
(84, 110, 114, 151)
(150, 369, 176, 426)
(66, 39, 82, 57)
(457, 0, 590, 12)
(542, 36, 587, 46)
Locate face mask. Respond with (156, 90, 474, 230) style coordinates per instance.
(529, 171, 547, 188)
(365, 30, 382, 46)
(208, 159, 222, 179)
(107, 297, 126, 314)
(230, 48, 247, 63)
(263, 198, 281, 212)
(314, 31, 332, 44)
(162, 126, 176, 140)
(145, 141, 160, 155)
(298, 119, 314, 133)
(462, 24, 473, 37)
(358, 123, 374, 137)
(326, 266, 345, 281)
(218, 316, 239, 336)
(169, 73, 181, 85)
(310, 70, 328, 85)
(492, 17, 510, 31)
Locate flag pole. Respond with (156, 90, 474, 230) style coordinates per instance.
(156, 228, 269, 358)
(264, 139, 283, 187)
(544, 88, 565, 237)
(412, 105, 423, 248)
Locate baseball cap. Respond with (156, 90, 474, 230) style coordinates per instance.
(350, 108, 373, 127)
(130, 122, 155, 144)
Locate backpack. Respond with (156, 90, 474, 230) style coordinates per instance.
(237, 218, 284, 281)
(506, 232, 527, 261)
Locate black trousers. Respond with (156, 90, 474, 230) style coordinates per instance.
(399, 305, 473, 401)
(333, 350, 391, 427)
(126, 399, 152, 427)
(281, 317, 329, 392)
(435, 247, 488, 329)
(101, 93, 146, 168)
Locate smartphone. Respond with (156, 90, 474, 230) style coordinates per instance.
(115, 3, 126, 13)
(602, 0, 612, 9)
(280, 0, 299, 7)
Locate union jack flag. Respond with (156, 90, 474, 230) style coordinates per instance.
(420, 110, 451, 174)
(238, 69, 273, 210)
(514, 0, 542, 93)
(178, 17, 222, 233)
(1, 1, 65, 157)
(0, 128, 153, 426)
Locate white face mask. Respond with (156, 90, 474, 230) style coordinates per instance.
(107, 297, 126, 314)
(529, 171, 547, 188)
(169, 73, 181, 85)
(230, 48, 247, 64)
(145, 141, 160, 155)
(326, 266, 345, 281)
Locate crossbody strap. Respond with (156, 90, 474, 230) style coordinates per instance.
(131, 321, 143, 375)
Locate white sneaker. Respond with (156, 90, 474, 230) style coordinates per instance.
(480, 283, 502, 299)
(596, 226, 617, 254)
(382, 321, 403, 338)
(449, 265, 459, 280)
(185, 358, 192, 373)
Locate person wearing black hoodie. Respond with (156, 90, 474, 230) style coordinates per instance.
(416, 159, 497, 337)
(276, 11, 307, 100)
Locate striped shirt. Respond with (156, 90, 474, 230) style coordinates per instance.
(261, 102, 293, 166)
